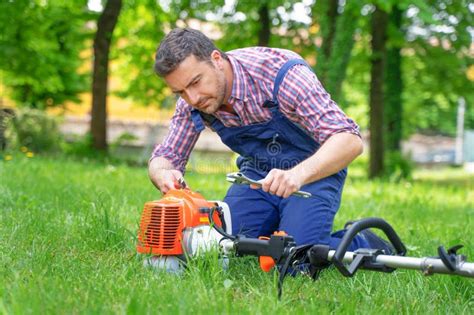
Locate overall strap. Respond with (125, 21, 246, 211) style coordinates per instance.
(190, 109, 217, 132)
(268, 59, 310, 106)
(190, 109, 206, 132)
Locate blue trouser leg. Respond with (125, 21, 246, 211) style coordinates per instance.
(279, 171, 342, 245)
(279, 172, 370, 251)
(224, 183, 280, 237)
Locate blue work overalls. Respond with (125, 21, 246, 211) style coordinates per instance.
(191, 59, 368, 250)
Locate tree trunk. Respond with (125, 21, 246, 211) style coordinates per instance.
(322, 0, 338, 60)
(324, 6, 358, 103)
(91, 0, 122, 151)
(315, 1, 358, 103)
(385, 6, 403, 151)
(317, 0, 339, 85)
(257, 3, 270, 47)
(369, 6, 388, 178)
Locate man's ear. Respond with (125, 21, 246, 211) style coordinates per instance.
(210, 50, 224, 69)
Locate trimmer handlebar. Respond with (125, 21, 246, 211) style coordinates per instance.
(332, 217, 407, 277)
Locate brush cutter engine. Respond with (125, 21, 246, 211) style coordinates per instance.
(136, 189, 231, 272)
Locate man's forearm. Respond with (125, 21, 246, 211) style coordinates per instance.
(149, 156, 176, 172)
(148, 156, 183, 192)
(291, 132, 363, 186)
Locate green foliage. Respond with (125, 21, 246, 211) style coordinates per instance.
(61, 133, 99, 158)
(384, 151, 414, 181)
(340, 0, 473, 135)
(61, 132, 145, 165)
(397, 0, 474, 135)
(111, 131, 139, 147)
(402, 45, 473, 136)
(315, 1, 362, 104)
(0, 108, 15, 150)
(0, 0, 91, 109)
(216, 0, 313, 53)
(111, 0, 171, 107)
(5, 108, 62, 152)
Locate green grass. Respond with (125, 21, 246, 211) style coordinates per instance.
(0, 154, 473, 314)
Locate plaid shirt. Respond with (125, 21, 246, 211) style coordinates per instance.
(151, 47, 360, 172)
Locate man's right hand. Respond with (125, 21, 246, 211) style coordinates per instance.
(148, 157, 185, 193)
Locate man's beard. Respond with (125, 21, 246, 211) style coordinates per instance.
(200, 70, 226, 114)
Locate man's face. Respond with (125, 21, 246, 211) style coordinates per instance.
(164, 53, 227, 114)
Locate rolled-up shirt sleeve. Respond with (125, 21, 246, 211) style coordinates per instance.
(150, 98, 200, 174)
(277, 64, 360, 145)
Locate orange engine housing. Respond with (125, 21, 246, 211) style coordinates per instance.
(137, 189, 223, 256)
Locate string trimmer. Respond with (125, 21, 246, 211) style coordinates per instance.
(136, 174, 473, 298)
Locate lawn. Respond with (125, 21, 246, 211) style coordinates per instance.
(0, 153, 473, 314)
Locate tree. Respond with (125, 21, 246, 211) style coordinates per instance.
(401, 0, 474, 136)
(384, 5, 404, 152)
(215, 0, 309, 50)
(90, 0, 122, 151)
(369, 5, 388, 178)
(313, 1, 362, 104)
(0, 1, 90, 109)
(257, 2, 271, 47)
(334, 0, 473, 178)
(112, 0, 172, 108)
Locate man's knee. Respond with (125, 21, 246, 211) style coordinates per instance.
(224, 185, 279, 238)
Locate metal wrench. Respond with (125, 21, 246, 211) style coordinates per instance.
(178, 177, 187, 189)
(226, 172, 312, 198)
